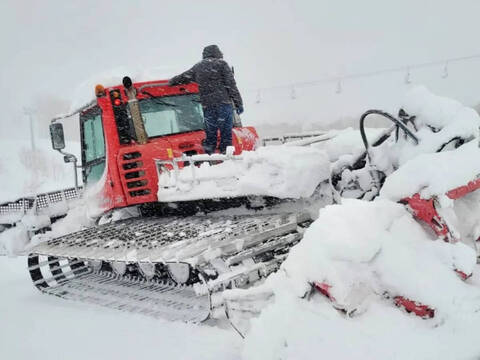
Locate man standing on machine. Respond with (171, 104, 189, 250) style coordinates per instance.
(169, 45, 244, 154)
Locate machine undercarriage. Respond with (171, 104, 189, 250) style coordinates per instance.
(27, 187, 323, 323)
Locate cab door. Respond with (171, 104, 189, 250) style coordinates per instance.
(80, 106, 106, 187)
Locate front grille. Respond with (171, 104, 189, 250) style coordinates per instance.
(120, 151, 151, 198)
(129, 189, 151, 197)
(125, 170, 145, 179)
(126, 180, 148, 189)
(123, 161, 143, 170)
(123, 152, 142, 160)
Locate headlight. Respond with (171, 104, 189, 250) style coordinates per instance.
(166, 262, 191, 284)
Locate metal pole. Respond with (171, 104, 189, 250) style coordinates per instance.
(29, 112, 36, 151)
(73, 159, 79, 191)
(58, 150, 80, 191)
(23, 107, 36, 151)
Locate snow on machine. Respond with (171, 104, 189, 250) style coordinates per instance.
(312, 87, 480, 318)
(25, 76, 333, 322)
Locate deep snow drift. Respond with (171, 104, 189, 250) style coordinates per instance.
(243, 199, 480, 360)
(0, 256, 242, 360)
(313, 127, 385, 162)
(380, 140, 480, 201)
(378, 86, 480, 201)
(241, 87, 480, 359)
(394, 86, 480, 165)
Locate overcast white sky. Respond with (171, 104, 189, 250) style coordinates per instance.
(2, 0, 480, 138)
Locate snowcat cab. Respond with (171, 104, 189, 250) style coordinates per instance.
(50, 77, 258, 214)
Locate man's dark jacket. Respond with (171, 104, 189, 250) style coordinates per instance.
(169, 45, 243, 110)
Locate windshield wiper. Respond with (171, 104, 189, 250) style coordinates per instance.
(141, 90, 177, 107)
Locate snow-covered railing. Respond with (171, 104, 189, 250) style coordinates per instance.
(155, 148, 243, 191)
(261, 130, 327, 146)
(283, 132, 338, 147)
(0, 187, 83, 225)
(155, 146, 331, 202)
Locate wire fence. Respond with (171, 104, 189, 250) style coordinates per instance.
(248, 53, 480, 102)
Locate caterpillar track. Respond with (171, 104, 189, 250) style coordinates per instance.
(28, 212, 311, 322)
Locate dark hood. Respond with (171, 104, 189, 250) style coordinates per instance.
(202, 45, 223, 59)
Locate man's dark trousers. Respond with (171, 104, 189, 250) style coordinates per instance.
(203, 103, 234, 154)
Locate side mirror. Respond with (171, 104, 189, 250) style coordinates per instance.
(50, 123, 65, 150)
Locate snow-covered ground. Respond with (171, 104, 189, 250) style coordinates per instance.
(245, 267, 480, 359)
(0, 256, 242, 360)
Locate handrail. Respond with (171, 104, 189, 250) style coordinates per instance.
(360, 110, 419, 152)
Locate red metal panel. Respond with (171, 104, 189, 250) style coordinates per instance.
(166, 131, 206, 159)
(446, 177, 480, 199)
(393, 296, 434, 318)
(401, 194, 451, 241)
(232, 126, 259, 153)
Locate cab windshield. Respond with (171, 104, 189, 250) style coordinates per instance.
(139, 94, 204, 137)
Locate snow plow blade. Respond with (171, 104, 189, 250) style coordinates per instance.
(155, 146, 331, 202)
(28, 213, 310, 322)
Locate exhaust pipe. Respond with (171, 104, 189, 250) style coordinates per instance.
(123, 76, 148, 145)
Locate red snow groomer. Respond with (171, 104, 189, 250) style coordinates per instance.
(27, 76, 328, 323)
